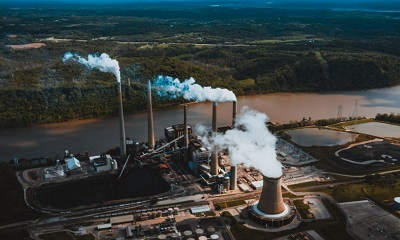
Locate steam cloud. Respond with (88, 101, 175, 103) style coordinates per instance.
(197, 107, 282, 178)
(63, 52, 121, 83)
(153, 75, 237, 102)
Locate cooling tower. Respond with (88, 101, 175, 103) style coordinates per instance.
(210, 102, 218, 175)
(147, 80, 155, 150)
(118, 82, 126, 156)
(248, 175, 295, 227)
(257, 176, 285, 214)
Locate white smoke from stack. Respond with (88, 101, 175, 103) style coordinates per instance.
(196, 106, 282, 178)
(63, 52, 121, 83)
(154, 75, 237, 102)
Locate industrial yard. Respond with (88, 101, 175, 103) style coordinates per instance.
(4, 82, 400, 240)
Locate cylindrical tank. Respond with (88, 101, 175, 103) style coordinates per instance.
(155, 225, 161, 233)
(395, 197, 400, 209)
(134, 213, 141, 220)
(195, 228, 204, 237)
(210, 234, 220, 240)
(206, 226, 215, 236)
(157, 210, 162, 217)
(158, 234, 167, 240)
(183, 230, 192, 238)
(168, 208, 173, 215)
(187, 238, 195, 240)
(173, 207, 179, 215)
(199, 236, 208, 240)
(149, 226, 155, 235)
(170, 232, 179, 240)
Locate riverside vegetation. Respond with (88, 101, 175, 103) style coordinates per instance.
(1, 2, 400, 127)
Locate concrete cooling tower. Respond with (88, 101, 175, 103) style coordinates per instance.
(248, 175, 295, 227)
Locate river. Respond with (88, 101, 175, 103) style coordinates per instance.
(1, 86, 399, 161)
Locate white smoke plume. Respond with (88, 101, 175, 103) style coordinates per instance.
(63, 52, 121, 83)
(196, 106, 282, 178)
(153, 75, 237, 102)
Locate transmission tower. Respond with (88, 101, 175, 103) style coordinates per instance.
(352, 100, 358, 125)
(337, 105, 343, 120)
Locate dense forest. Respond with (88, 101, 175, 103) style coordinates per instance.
(1, 4, 400, 127)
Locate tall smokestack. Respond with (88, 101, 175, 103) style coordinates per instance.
(232, 101, 237, 126)
(147, 80, 155, 150)
(229, 166, 237, 190)
(257, 175, 285, 214)
(184, 105, 189, 162)
(211, 102, 218, 175)
(118, 82, 126, 156)
(230, 101, 237, 190)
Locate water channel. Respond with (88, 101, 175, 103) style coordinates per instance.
(1, 86, 400, 161)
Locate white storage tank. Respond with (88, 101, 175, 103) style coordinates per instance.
(195, 228, 204, 237)
(170, 232, 179, 240)
(395, 197, 400, 209)
(206, 226, 215, 236)
(158, 234, 167, 240)
(210, 234, 220, 240)
(183, 230, 193, 238)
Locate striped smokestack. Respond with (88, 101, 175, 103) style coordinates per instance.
(210, 102, 218, 175)
(147, 80, 155, 150)
(118, 82, 126, 156)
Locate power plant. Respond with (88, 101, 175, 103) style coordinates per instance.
(21, 74, 303, 240)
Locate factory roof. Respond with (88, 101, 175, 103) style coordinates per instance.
(110, 215, 134, 224)
(97, 223, 112, 229)
(251, 180, 264, 189)
(190, 205, 211, 214)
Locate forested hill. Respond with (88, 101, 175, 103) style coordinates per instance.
(1, 4, 400, 127)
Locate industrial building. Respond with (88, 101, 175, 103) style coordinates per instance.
(89, 154, 118, 172)
(65, 155, 81, 172)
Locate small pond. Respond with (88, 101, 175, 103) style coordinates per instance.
(347, 122, 400, 138)
(287, 128, 358, 147)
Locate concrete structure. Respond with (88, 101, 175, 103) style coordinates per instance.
(117, 81, 126, 156)
(147, 80, 155, 150)
(210, 102, 218, 175)
(248, 175, 295, 227)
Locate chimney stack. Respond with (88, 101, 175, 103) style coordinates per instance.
(184, 105, 189, 162)
(230, 101, 238, 190)
(210, 102, 218, 175)
(147, 80, 155, 150)
(118, 82, 126, 156)
(232, 101, 237, 126)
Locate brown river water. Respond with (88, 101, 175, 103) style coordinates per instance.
(1, 86, 399, 161)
